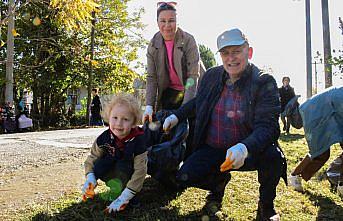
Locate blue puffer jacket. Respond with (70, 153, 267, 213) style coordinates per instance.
(300, 85, 343, 158)
(174, 63, 281, 155)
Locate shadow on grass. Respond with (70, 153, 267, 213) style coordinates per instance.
(31, 177, 229, 221)
(279, 133, 304, 142)
(304, 190, 343, 221)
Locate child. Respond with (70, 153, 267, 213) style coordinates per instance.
(82, 93, 147, 213)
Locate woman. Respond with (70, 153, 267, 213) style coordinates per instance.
(278, 76, 295, 133)
(143, 2, 203, 122)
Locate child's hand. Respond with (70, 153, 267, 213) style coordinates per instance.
(105, 201, 127, 214)
(82, 173, 97, 201)
(82, 183, 95, 202)
(105, 188, 135, 214)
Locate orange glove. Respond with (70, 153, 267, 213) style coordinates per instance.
(220, 152, 234, 172)
(82, 183, 95, 202)
(220, 143, 248, 171)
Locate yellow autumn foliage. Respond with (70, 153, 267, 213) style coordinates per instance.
(49, 0, 100, 32)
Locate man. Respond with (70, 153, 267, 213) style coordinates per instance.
(279, 76, 295, 134)
(90, 88, 103, 126)
(163, 28, 286, 220)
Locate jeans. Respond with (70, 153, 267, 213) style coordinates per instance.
(176, 144, 284, 205)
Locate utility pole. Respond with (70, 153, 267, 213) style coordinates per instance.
(5, 0, 15, 105)
(0, 6, 1, 44)
(86, 11, 96, 125)
(305, 0, 312, 98)
(314, 61, 318, 94)
(321, 0, 332, 88)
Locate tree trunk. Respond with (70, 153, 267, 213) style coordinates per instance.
(40, 95, 45, 126)
(5, 0, 15, 105)
(32, 81, 40, 129)
(87, 10, 96, 125)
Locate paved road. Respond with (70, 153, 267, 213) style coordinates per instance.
(0, 127, 106, 148)
(0, 127, 107, 220)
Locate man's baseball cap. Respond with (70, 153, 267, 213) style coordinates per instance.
(217, 28, 248, 52)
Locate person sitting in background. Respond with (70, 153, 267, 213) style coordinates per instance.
(278, 76, 295, 134)
(82, 93, 147, 214)
(15, 96, 32, 131)
(2, 102, 16, 133)
(163, 28, 286, 220)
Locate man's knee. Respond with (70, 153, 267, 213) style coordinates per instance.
(264, 146, 283, 163)
(176, 166, 193, 187)
(176, 162, 208, 188)
(258, 146, 284, 177)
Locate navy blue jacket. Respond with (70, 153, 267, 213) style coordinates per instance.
(279, 85, 295, 112)
(174, 63, 281, 155)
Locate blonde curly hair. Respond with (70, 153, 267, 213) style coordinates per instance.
(102, 93, 141, 125)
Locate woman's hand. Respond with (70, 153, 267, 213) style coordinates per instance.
(142, 105, 153, 123)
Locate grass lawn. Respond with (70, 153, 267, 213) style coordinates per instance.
(16, 128, 343, 220)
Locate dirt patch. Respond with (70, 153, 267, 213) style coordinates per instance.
(0, 153, 87, 220)
(0, 128, 104, 221)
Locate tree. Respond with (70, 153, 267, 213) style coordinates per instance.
(1, 0, 146, 127)
(5, 0, 14, 105)
(330, 17, 343, 79)
(50, 0, 100, 32)
(318, 17, 343, 81)
(14, 0, 82, 127)
(0, 0, 100, 105)
(0, 1, 7, 103)
(199, 44, 216, 70)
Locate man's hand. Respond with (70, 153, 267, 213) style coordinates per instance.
(142, 105, 153, 123)
(220, 152, 234, 172)
(220, 143, 248, 171)
(162, 114, 179, 131)
(82, 173, 97, 201)
(105, 188, 136, 214)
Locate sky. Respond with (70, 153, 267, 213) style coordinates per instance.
(128, 0, 343, 100)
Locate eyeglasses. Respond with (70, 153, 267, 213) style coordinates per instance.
(157, 1, 177, 8)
